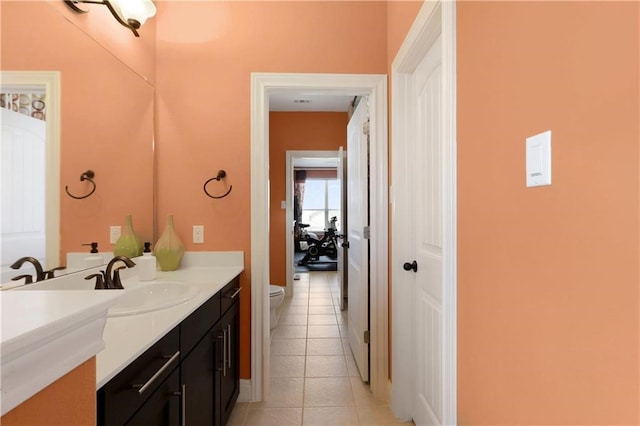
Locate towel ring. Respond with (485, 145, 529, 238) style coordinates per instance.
(65, 170, 96, 200)
(204, 170, 232, 199)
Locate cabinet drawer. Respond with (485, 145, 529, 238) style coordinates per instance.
(220, 276, 241, 315)
(97, 327, 180, 426)
(180, 292, 220, 357)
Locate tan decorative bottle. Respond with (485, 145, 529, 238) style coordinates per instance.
(154, 214, 184, 271)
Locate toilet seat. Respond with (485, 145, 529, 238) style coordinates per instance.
(269, 285, 285, 297)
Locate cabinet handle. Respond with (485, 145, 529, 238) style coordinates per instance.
(223, 327, 228, 377)
(132, 350, 180, 394)
(172, 384, 186, 426)
(226, 324, 232, 369)
(226, 287, 241, 299)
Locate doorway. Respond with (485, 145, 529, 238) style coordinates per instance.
(250, 73, 388, 402)
(0, 71, 60, 280)
(390, 1, 457, 424)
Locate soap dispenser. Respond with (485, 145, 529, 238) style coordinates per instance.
(82, 242, 104, 268)
(138, 242, 157, 281)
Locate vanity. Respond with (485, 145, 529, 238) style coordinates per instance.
(1, 252, 244, 426)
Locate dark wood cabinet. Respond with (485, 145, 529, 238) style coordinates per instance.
(125, 369, 181, 426)
(97, 275, 241, 426)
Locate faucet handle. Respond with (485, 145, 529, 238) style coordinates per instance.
(85, 273, 106, 290)
(44, 266, 67, 280)
(11, 274, 33, 284)
(112, 266, 127, 290)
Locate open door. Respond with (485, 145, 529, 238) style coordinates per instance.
(336, 146, 347, 310)
(346, 97, 370, 382)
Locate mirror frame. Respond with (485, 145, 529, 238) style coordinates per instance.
(1, 71, 61, 269)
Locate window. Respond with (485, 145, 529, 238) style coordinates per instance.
(301, 179, 340, 231)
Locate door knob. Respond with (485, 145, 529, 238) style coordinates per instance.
(341, 241, 350, 248)
(403, 261, 418, 272)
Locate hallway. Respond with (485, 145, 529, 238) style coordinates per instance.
(228, 272, 411, 425)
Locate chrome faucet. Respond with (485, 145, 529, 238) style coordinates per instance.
(103, 256, 136, 289)
(10, 257, 46, 284)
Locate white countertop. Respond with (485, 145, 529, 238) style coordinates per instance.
(0, 289, 123, 415)
(98, 260, 244, 387)
(0, 251, 244, 415)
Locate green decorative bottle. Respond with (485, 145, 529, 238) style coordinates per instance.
(114, 215, 143, 258)
(155, 214, 184, 271)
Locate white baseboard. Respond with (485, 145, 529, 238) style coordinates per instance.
(238, 379, 252, 402)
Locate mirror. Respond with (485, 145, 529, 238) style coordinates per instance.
(1, 2, 155, 281)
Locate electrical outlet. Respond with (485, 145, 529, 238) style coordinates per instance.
(193, 225, 204, 244)
(110, 226, 121, 244)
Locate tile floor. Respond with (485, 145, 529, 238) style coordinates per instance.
(227, 271, 413, 425)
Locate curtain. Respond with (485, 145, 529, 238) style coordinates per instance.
(294, 170, 307, 225)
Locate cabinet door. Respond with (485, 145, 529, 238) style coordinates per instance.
(125, 369, 180, 426)
(218, 302, 240, 426)
(181, 330, 216, 425)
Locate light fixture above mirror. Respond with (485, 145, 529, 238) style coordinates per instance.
(63, 0, 156, 37)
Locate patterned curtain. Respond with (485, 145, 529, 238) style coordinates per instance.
(294, 170, 307, 225)
(0, 92, 47, 121)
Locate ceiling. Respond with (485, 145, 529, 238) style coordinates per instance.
(269, 93, 355, 112)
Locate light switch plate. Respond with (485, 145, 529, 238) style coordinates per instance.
(526, 130, 552, 187)
(193, 225, 204, 244)
(110, 226, 121, 244)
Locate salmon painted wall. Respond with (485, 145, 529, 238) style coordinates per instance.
(269, 112, 349, 286)
(457, 2, 639, 424)
(155, 1, 387, 379)
(1, 2, 155, 263)
(1, 357, 96, 425)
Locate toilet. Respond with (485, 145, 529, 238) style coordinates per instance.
(269, 284, 286, 329)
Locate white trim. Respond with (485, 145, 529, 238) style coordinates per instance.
(237, 379, 253, 403)
(390, 1, 457, 424)
(0, 71, 61, 270)
(251, 73, 388, 401)
(285, 150, 339, 298)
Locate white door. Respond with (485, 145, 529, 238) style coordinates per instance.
(336, 146, 348, 310)
(406, 35, 444, 425)
(346, 98, 369, 382)
(1, 108, 46, 273)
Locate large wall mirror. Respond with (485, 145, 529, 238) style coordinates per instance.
(1, 2, 155, 282)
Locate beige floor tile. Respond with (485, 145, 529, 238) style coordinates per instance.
(307, 325, 340, 338)
(304, 377, 354, 407)
(290, 291, 309, 299)
(302, 406, 359, 425)
(227, 402, 250, 425)
(253, 377, 304, 408)
(271, 355, 305, 377)
(307, 314, 337, 325)
(338, 324, 349, 337)
(273, 325, 307, 339)
(309, 286, 332, 293)
(308, 298, 334, 306)
(270, 338, 306, 356)
(244, 407, 303, 425)
(345, 351, 362, 377)
(305, 355, 348, 377)
(309, 305, 335, 315)
(356, 405, 413, 425)
(350, 377, 388, 407)
(306, 338, 344, 356)
(287, 297, 310, 306)
(279, 314, 309, 326)
(281, 305, 309, 315)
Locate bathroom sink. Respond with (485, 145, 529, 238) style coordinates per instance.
(109, 281, 199, 317)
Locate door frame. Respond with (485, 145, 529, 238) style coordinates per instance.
(390, 1, 457, 423)
(251, 73, 388, 401)
(1, 71, 61, 269)
(285, 149, 340, 297)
